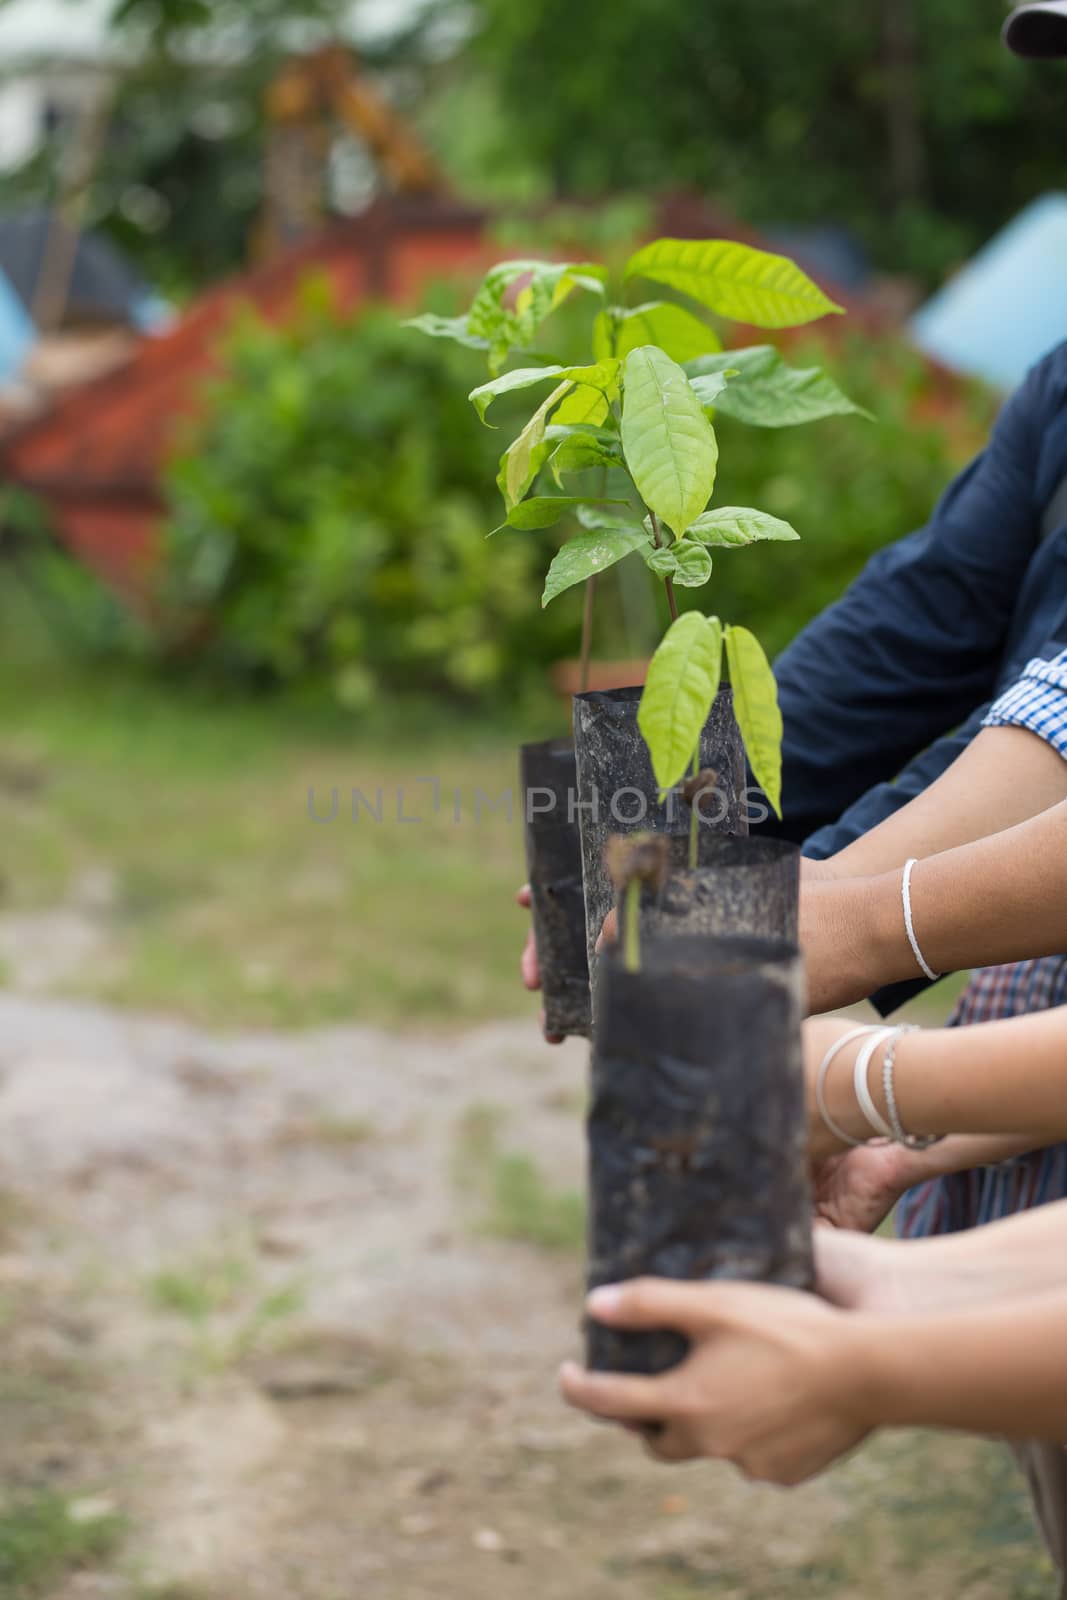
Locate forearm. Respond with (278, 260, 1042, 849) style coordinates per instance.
(818, 726, 1067, 881)
(805, 800, 1067, 1009)
(820, 1010, 1067, 1146)
(855, 1287, 1067, 1437)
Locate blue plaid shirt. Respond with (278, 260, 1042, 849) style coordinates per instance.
(983, 648, 1067, 754)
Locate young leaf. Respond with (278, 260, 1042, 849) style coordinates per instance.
(640, 541, 713, 588)
(621, 346, 719, 535)
(643, 545, 679, 578)
(684, 346, 873, 428)
(638, 612, 724, 792)
(542, 524, 651, 607)
(686, 508, 800, 548)
(470, 360, 619, 424)
(672, 541, 714, 587)
(549, 432, 622, 486)
(490, 496, 628, 534)
(724, 624, 783, 819)
(500, 382, 573, 508)
(403, 313, 490, 351)
(686, 370, 732, 411)
(624, 239, 843, 329)
(552, 383, 612, 427)
(613, 301, 722, 362)
(467, 260, 607, 373)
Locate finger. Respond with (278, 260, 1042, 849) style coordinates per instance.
(520, 931, 541, 992)
(642, 1422, 697, 1465)
(516, 884, 532, 908)
(542, 1012, 564, 1046)
(588, 1278, 798, 1339)
(595, 908, 618, 953)
(559, 1361, 676, 1423)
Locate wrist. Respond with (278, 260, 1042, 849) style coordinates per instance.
(826, 1312, 892, 1431)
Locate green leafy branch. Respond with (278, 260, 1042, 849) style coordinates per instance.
(406, 239, 871, 816)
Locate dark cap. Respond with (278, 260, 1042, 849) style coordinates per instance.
(1004, 2, 1067, 57)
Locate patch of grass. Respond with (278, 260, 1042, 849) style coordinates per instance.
(453, 1103, 584, 1253)
(147, 1242, 305, 1377)
(147, 1252, 253, 1323)
(0, 588, 540, 1029)
(0, 1490, 123, 1597)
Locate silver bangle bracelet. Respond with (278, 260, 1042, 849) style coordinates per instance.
(816, 1025, 882, 1149)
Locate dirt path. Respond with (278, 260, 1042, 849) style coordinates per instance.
(0, 994, 1052, 1600)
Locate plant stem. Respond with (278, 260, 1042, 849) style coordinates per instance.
(623, 877, 641, 973)
(688, 745, 700, 870)
(579, 462, 611, 695)
(579, 575, 597, 694)
(648, 510, 679, 623)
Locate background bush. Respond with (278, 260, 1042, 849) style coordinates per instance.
(162, 282, 580, 709)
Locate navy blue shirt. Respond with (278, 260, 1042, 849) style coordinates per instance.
(766, 341, 1067, 856)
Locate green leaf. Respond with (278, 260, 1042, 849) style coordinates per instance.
(684, 346, 873, 428)
(643, 545, 679, 578)
(624, 239, 844, 329)
(469, 359, 619, 423)
(686, 370, 732, 412)
(638, 613, 724, 791)
(640, 541, 713, 588)
(499, 382, 573, 508)
(685, 507, 800, 548)
(672, 541, 714, 587)
(591, 310, 615, 362)
(466, 260, 607, 374)
(549, 432, 622, 486)
(402, 312, 490, 351)
(621, 346, 719, 535)
(613, 301, 722, 363)
(576, 504, 640, 532)
(552, 383, 612, 427)
(491, 496, 628, 534)
(724, 624, 783, 819)
(541, 524, 651, 607)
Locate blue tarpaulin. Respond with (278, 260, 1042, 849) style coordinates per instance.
(910, 193, 1067, 392)
(0, 265, 32, 382)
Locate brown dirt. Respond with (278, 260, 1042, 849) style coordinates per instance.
(0, 995, 1053, 1600)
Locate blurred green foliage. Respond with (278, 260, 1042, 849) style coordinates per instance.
(430, 0, 1062, 285)
(161, 281, 580, 706)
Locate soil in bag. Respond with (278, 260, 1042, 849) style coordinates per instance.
(520, 738, 590, 1038)
(586, 933, 812, 1376)
(640, 835, 800, 945)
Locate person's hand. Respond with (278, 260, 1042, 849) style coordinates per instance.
(517, 884, 541, 990)
(516, 885, 564, 1045)
(560, 1278, 875, 1484)
(812, 1141, 915, 1233)
(595, 906, 618, 952)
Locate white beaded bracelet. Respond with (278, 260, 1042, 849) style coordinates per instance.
(902, 858, 941, 981)
(882, 1025, 943, 1151)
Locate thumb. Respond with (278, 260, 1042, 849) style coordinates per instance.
(587, 1277, 794, 1337)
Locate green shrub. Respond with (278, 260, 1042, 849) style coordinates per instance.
(161, 280, 578, 707)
